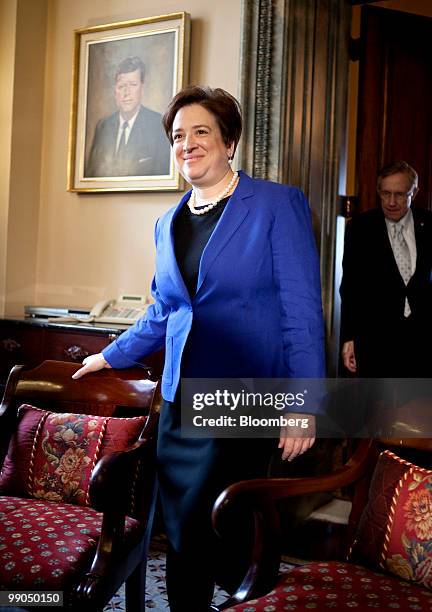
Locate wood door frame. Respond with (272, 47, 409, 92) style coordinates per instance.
(356, 5, 432, 212)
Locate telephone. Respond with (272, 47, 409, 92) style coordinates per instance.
(48, 294, 150, 325)
(88, 294, 150, 325)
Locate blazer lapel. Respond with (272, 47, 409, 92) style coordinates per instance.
(196, 172, 252, 294)
(108, 113, 121, 156)
(412, 209, 428, 279)
(379, 212, 407, 289)
(127, 107, 146, 153)
(165, 192, 192, 303)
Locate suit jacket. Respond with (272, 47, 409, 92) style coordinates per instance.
(103, 172, 326, 405)
(85, 105, 170, 177)
(340, 207, 432, 349)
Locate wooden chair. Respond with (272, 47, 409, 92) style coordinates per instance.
(212, 438, 432, 610)
(0, 360, 160, 611)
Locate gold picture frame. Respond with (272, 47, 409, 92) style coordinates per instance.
(67, 12, 190, 193)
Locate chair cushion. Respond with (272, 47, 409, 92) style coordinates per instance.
(225, 561, 432, 610)
(350, 449, 432, 589)
(0, 405, 147, 506)
(0, 496, 141, 590)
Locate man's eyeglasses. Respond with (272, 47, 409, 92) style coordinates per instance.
(379, 190, 414, 203)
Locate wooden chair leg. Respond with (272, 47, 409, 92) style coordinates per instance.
(125, 558, 147, 612)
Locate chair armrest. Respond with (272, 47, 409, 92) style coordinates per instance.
(89, 395, 159, 513)
(89, 435, 155, 513)
(214, 439, 374, 518)
(212, 439, 374, 610)
(0, 364, 25, 419)
(75, 435, 157, 604)
(0, 365, 25, 464)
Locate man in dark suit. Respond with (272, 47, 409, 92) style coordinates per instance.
(340, 161, 432, 377)
(85, 56, 170, 177)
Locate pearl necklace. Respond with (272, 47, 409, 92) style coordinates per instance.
(187, 171, 239, 216)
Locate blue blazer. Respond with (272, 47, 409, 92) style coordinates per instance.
(103, 171, 325, 406)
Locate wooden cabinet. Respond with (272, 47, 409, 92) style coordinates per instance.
(0, 326, 44, 382)
(0, 318, 163, 385)
(44, 328, 114, 363)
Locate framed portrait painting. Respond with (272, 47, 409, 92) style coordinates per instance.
(68, 12, 190, 193)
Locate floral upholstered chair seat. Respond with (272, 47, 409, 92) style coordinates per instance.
(223, 561, 432, 610)
(0, 497, 141, 591)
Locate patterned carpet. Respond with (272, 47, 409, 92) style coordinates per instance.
(103, 537, 294, 611)
(103, 539, 229, 611)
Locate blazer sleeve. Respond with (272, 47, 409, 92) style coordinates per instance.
(271, 188, 326, 379)
(102, 220, 169, 368)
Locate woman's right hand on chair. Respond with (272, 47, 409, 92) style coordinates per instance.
(72, 353, 112, 380)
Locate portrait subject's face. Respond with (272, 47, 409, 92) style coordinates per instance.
(378, 172, 417, 222)
(114, 69, 144, 120)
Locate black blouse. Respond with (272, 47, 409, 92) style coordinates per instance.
(173, 196, 230, 297)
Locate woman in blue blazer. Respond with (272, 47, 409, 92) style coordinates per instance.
(74, 86, 325, 611)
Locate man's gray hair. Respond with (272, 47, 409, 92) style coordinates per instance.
(377, 160, 418, 192)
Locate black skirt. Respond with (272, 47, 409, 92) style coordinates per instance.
(157, 394, 274, 555)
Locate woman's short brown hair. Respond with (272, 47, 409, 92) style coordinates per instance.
(162, 85, 242, 157)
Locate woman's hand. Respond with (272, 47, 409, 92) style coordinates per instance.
(278, 414, 316, 461)
(72, 353, 111, 380)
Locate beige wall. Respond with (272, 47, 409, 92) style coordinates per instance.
(0, 0, 17, 315)
(2, 0, 241, 315)
(1, 0, 47, 317)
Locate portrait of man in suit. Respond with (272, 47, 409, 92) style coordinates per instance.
(85, 56, 171, 178)
(340, 161, 432, 378)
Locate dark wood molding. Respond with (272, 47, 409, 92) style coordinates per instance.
(347, 0, 387, 4)
(239, 0, 351, 374)
(356, 5, 432, 212)
(349, 36, 361, 61)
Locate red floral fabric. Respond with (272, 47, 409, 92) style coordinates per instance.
(30, 411, 106, 505)
(226, 561, 432, 611)
(0, 497, 141, 590)
(349, 448, 412, 568)
(0, 405, 147, 506)
(350, 449, 432, 590)
(380, 455, 432, 589)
